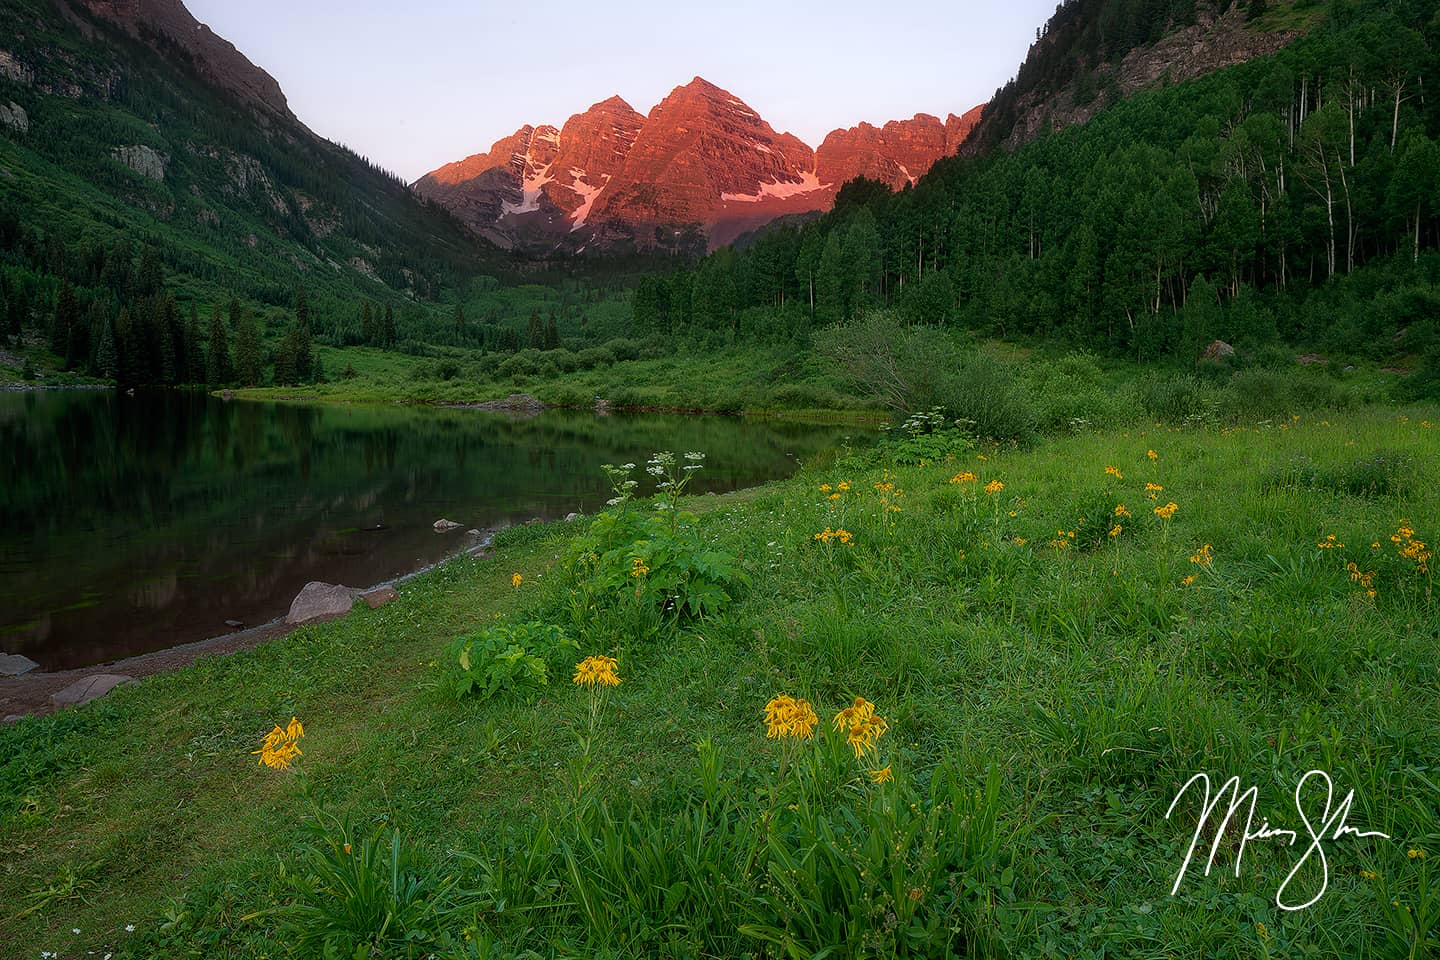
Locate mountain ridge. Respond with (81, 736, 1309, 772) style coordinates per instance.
(414, 79, 983, 255)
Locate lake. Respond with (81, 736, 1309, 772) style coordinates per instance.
(0, 391, 867, 671)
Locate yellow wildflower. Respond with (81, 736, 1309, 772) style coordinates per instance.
(1144, 482, 1164, 500)
(1392, 520, 1432, 573)
(1154, 502, 1179, 520)
(573, 655, 620, 688)
(869, 765, 894, 784)
(630, 557, 649, 578)
(764, 695, 818, 740)
(977, 453, 988, 461)
(1409, 848, 1428, 860)
(253, 716, 305, 770)
(1109, 524, 1123, 538)
(1182, 574, 1198, 586)
(1147, 449, 1158, 461)
(837, 481, 851, 492)
(833, 697, 888, 759)
(950, 471, 978, 485)
(1114, 503, 1132, 518)
(984, 480, 1004, 495)
(1317, 534, 1344, 550)
(511, 572, 523, 587)
(820, 483, 832, 493)
(1361, 870, 1380, 880)
(1105, 465, 1124, 480)
(1189, 544, 1213, 566)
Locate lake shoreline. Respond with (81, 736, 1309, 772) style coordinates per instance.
(0, 530, 501, 721)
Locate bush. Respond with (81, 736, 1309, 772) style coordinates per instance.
(1023, 351, 1131, 433)
(933, 349, 1040, 444)
(438, 622, 576, 702)
(1137, 372, 1218, 424)
(565, 453, 748, 636)
(880, 408, 975, 464)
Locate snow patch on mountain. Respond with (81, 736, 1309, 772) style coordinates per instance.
(720, 170, 829, 203)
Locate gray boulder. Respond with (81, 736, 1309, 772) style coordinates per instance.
(52, 674, 131, 709)
(285, 582, 356, 625)
(0, 101, 28, 134)
(0, 653, 40, 676)
(433, 519, 463, 532)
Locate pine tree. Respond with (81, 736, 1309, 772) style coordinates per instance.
(206, 304, 231, 385)
(383, 304, 395, 346)
(296, 285, 310, 333)
(234, 308, 261, 386)
(527, 309, 544, 349)
(544, 312, 559, 350)
(361, 301, 375, 344)
(96, 316, 119, 381)
(454, 302, 465, 337)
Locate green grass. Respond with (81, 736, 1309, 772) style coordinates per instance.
(1, 404, 1437, 958)
(234, 343, 879, 415)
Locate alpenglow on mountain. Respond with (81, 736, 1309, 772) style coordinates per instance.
(414, 78, 983, 255)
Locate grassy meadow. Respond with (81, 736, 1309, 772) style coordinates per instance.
(1, 401, 1437, 959)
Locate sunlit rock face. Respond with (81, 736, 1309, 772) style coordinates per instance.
(415, 78, 983, 253)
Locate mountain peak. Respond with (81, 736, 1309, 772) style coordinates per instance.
(415, 80, 985, 253)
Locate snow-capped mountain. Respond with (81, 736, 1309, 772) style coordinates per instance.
(413, 78, 982, 254)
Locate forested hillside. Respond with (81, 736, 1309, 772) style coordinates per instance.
(0, 0, 509, 386)
(627, 0, 1438, 396)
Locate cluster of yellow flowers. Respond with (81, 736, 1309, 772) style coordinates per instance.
(949, 471, 978, 485)
(834, 696, 889, 759)
(1409, 848, 1428, 860)
(1049, 529, 1077, 550)
(1144, 482, 1164, 500)
(1154, 502, 1179, 521)
(1189, 543, 1213, 567)
(1105, 465, 1124, 481)
(763, 695, 819, 740)
(1347, 562, 1378, 600)
(1108, 524, 1123, 538)
(763, 694, 891, 782)
(819, 481, 852, 494)
(1392, 520, 1432, 574)
(1317, 534, 1344, 550)
(1114, 504, 1132, 519)
(253, 716, 305, 771)
(511, 572, 523, 587)
(1147, 449, 1159, 461)
(874, 473, 905, 516)
(573, 655, 621, 688)
(984, 480, 1005, 495)
(630, 557, 650, 578)
(814, 527, 855, 547)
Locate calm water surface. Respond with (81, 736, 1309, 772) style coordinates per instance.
(0, 391, 868, 670)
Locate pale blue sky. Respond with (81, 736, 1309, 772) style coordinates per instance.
(185, 0, 1059, 182)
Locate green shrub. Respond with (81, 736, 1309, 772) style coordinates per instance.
(439, 622, 576, 702)
(1137, 372, 1218, 423)
(880, 407, 975, 464)
(565, 453, 748, 634)
(933, 350, 1040, 444)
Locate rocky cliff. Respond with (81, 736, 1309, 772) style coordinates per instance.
(415, 79, 983, 254)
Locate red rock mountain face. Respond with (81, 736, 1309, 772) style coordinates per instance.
(74, 0, 295, 121)
(414, 79, 983, 253)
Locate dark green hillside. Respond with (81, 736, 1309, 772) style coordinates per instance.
(0, 0, 513, 385)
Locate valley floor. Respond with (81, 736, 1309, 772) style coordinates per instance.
(1, 404, 1437, 958)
